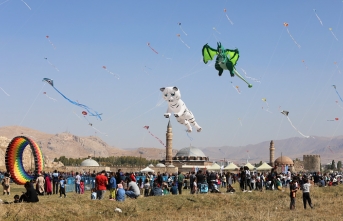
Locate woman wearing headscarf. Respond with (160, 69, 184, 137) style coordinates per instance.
(45, 173, 52, 195)
(20, 182, 39, 203)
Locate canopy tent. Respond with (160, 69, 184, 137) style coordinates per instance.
(208, 163, 221, 170)
(148, 164, 154, 167)
(256, 162, 273, 171)
(224, 162, 239, 171)
(244, 162, 255, 170)
(140, 167, 154, 173)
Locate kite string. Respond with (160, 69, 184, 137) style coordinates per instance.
(224, 27, 285, 149)
(291, 7, 343, 149)
(275, 116, 284, 140)
(14, 83, 46, 136)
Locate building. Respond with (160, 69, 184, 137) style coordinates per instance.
(160, 120, 211, 173)
(274, 156, 294, 172)
(303, 155, 321, 172)
(65, 156, 110, 172)
(269, 140, 294, 172)
(269, 140, 275, 167)
(80, 156, 100, 167)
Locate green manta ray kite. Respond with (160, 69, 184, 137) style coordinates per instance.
(202, 42, 252, 88)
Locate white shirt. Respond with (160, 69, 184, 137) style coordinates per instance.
(75, 175, 81, 184)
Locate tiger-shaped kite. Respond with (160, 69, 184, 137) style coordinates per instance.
(160, 86, 201, 132)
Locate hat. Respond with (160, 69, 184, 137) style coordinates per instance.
(118, 184, 123, 189)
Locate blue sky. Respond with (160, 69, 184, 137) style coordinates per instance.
(1, 0, 343, 152)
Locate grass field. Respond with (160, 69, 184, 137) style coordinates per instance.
(1, 182, 343, 221)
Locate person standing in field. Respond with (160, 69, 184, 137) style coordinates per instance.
(59, 176, 66, 198)
(75, 172, 81, 194)
(177, 172, 185, 194)
(45, 173, 52, 195)
(52, 170, 59, 194)
(36, 173, 45, 195)
(109, 172, 117, 200)
(1, 172, 11, 195)
(289, 179, 297, 210)
(95, 170, 108, 200)
(302, 178, 313, 209)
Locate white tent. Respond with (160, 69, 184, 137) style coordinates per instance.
(256, 162, 273, 171)
(140, 167, 154, 173)
(244, 162, 255, 170)
(208, 163, 221, 170)
(224, 162, 239, 171)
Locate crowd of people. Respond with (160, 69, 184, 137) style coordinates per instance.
(1, 167, 343, 207)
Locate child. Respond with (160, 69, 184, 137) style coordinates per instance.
(13, 195, 20, 203)
(143, 179, 150, 197)
(302, 178, 313, 209)
(227, 184, 236, 193)
(80, 180, 85, 194)
(109, 172, 117, 200)
(116, 184, 125, 202)
(59, 176, 66, 198)
(192, 177, 197, 194)
(91, 188, 97, 200)
(289, 179, 297, 210)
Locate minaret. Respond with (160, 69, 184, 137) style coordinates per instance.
(165, 120, 173, 164)
(270, 140, 275, 167)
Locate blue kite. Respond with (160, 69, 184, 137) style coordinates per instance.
(42, 78, 102, 120)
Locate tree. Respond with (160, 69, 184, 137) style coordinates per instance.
(337, 161, 342, 170)
(255, 161, 263, 167)
(331, 160, 336, 170)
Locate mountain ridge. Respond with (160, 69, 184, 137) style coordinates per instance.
(0, 126, 342, 166)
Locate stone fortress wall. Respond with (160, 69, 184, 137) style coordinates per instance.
(303, 155, 321, 172)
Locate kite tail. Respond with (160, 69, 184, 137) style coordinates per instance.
(179, 26, 188, 36)
(0, 87, 10, 96)
(51, 86, 102, 120)
(45, 94, 57, 101)
(286, 116, 310, 138)
(21, 0, 31, 10)
(233, 69, 253, 88)
(286, 28, 301, 48)
(231, 83, 240, 94)
(186, 130, 193, 141)
(335, 89, 343, 102)
(178, 38, 190, 49)
(92, 126, 107, 135)
(241, 68, 261, 83)
(225, 14, 234, 25)
(145, 129, 166, 147)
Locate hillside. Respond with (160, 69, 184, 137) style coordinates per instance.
(1, 126, 342, 165)
(0, 126, 177, 162)
(200, 136, 343, 164)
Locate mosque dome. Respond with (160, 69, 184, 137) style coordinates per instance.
(274, 156, 294, 166)
(175, 146, 207, 158)
(80, 156, 100, 167)
(156, 163, 166, 167)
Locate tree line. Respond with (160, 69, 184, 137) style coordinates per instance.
(53, 156, 159, 167)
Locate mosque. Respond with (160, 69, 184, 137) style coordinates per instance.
(159, 121, 212, 172)
(269, 140, 321, 173)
